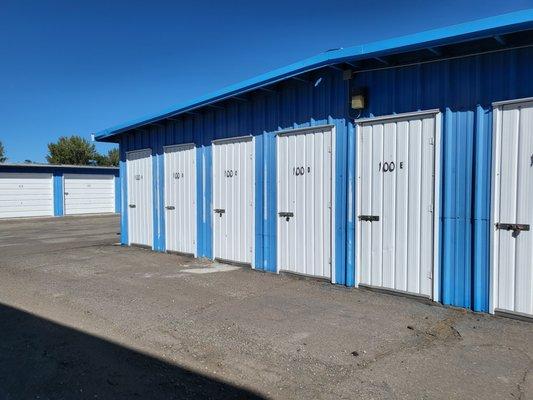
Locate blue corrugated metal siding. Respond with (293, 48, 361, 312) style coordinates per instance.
(353, 46, 533, 311)
(52, 173, 63, 216)
(119, 70, 350, 281)
(114, 176, 121, 214)
(119, 157, 128, 244)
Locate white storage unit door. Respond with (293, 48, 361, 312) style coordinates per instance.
(0, 173, 53, 218)
(64, 174, 115, 215)
(126, 149, 153, 247)
(357, 111, 439, 298)
(164, 144, 197, 255)
(492, 99, 533, 318)
(212, 136, 254, 265)
(276, 127, 334, 279)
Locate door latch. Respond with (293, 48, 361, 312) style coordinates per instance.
(165, 206, 175, 210)
(214, 208, 225, 217)
(496, 223, 530, 232)
(278, 212, 294, 221)
(128, 204, 136, 208)
(358, 215, 379, 222)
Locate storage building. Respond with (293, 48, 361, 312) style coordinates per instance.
(0, 164, 120, 219)
(96, 10, 533, 320)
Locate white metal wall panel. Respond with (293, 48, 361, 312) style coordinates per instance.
(492, 99, 533, 317)
(0, 173, 53, 218)
(276, 127, 333, 279)
(164, 144, 197, 255)
(64, 174, 115, 215)
(212, 137, 254, 265)
(357, 112, 438, 298)
(126, 149, 153, 247)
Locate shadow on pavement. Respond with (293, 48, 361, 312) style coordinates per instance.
(0, 303, 265, 399)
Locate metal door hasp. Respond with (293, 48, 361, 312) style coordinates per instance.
(278, 212, 294, 221)
(495, 223, 529, 231)
(359, 215, 379, 222)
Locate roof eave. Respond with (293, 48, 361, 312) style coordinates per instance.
(95, 9, 533, 142)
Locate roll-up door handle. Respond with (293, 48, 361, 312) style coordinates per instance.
(214, 208, 225, 217)
(165, 206, 175, 210)
(359, 215, 379, 222)
(128, 204, 136, 208)
(64, 192, 69, 196)
(278, 212, 294, 221)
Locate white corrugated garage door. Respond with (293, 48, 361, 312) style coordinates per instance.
(0, 173, 54, 219)
(212, 136, 254, 265)
(276, 126, 334, 279)
(356, 110, 440, 299)
(492, 98, 533, 319)
(64, 174, 115, 215)
(164, 144, 197, 256)
(126, 149, 153, 247)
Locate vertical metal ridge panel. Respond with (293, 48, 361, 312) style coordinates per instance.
(114, 176, 121, 214)
(119, 143, 128, 245)
(354, 46, 533, 310)
(346, 122, 356, 287)
(473, 106, 492, 312)
(53, 173, 64, 216)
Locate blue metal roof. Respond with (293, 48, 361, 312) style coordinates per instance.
(96, 9, 533, 141)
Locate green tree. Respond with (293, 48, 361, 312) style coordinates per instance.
(0, 141, 6, 163)
(46, 136, 98, 165)
(106, 148, 119, 167)
(95, 148, 119, 167)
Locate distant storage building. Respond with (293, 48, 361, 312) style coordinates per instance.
(96, 10, 533, 320)
(0, 164, 120, 218)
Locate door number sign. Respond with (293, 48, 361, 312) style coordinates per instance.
(292, 166, 311, 176)
(224, 170, 237, 178)
(378, 161, 404, 172)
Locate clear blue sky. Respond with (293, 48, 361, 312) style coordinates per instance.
(1, 0, 531, 163)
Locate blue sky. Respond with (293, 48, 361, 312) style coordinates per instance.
(1, 0, 531, 163)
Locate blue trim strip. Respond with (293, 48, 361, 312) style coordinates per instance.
(195, 146, 202, 257)
(346, 121, 356, 287)
(114, 175, 121, 213)
(473, 105, 492, 312)
(254, 134, 265, 270)
(152, 144, 164, 252)
(120, 144, 129, 245)
(265, 131, 277, 273)
(333, 117, 347, 285)
(198, 143, 213, 259)
(53, 174, 64, 216)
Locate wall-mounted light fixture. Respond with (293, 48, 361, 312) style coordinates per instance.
(350, 87, 367, 110)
